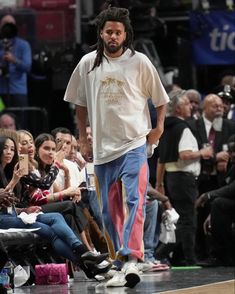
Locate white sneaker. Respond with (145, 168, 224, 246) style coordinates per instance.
(123, 263, 141, 288)
(103, 269, 118, 279)
(136, 262, 153, 273)
(105, 271, 126, 287)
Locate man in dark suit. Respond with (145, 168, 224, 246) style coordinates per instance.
(188, 94, 235, 260)
(195, 134, 235, 266)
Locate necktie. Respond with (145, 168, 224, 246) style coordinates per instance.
(208, 126, 216, 148)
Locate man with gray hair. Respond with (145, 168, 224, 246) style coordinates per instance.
(156, 90, 212, 265)
(185, 89, 202, 120)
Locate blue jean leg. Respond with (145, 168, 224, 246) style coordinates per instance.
(0, 212, 82, 262)
(82, 189, 103, 231)
(144, 200, 160, 262)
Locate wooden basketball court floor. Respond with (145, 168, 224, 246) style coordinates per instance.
(13, 266, 234, 294)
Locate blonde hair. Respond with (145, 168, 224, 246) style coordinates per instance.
(17, 129, 38, 170)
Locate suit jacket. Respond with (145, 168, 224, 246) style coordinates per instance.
(188, 117, 235, 153)
(188, 117, 235, 184)
(209, 165, 235, 200)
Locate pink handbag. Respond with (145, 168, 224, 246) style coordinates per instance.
(35, 263, 68, 285)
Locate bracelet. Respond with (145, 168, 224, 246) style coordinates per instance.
(51, 194, 56, 201)
(156, 182, 164, 187)
(58, 192, 63, 202)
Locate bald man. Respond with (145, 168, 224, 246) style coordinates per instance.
(188, 93, 235, 261)
(0, 14, 16, 26)
(0, 14, 32, 107)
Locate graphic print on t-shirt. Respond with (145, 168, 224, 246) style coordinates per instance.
(100, 76, 125, 105)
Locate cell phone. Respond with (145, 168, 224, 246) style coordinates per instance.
(19, 154, 29, 175)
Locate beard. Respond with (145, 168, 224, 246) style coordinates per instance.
(103, 41, 124, 55)
(212, 116, 223, 131)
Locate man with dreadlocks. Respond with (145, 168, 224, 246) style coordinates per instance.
(64, 5, 169, 288)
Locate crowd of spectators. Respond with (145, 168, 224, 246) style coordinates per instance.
(1, 79, 234, 281)
(154, 78, 235, 267)
(0, 7, 235, 292)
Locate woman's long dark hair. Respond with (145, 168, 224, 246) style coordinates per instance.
(0, 135, 21, 196)
(89, 6, 135, 72)
(34, 133, 56, 176)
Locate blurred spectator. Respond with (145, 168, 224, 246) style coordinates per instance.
(67, 135, 86, 171)
(74, 127, 104, 231)
(213, 84, 235, 120)
(220, 71, 235, 88)
(185, 89, 202, 120)
(0, 112, 17, 130)
(0, 14, 32, 107)
(188, 94, 235, 260)
(195, 134, 235, 266)
(144, 183, 172, 264)
(157, 90, 213, 265)
(216, 71, 235, 120)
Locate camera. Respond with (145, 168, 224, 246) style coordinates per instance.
(215, 84, 235, 104)
(0, 38, 12, 77)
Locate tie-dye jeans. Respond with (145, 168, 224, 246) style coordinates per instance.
(95, 144, 148, 261)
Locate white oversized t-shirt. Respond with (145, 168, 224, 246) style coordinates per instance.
(64, 49, 169, 164)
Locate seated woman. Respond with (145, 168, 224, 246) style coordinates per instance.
(18, 130, 93, 251)
(0, 135, 110, 278)
(53, 129, 108, 253)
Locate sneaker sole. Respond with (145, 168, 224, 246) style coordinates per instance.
(106, 272, 126, 287)
(124, 272, 140, 288)
(106, 280, 126, 287)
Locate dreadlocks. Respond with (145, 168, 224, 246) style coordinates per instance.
(89, 6, 135, 73)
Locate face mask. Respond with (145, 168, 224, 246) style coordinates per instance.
(0, 23, 18, 39)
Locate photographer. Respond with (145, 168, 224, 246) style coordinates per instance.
(0, 14, 32, 107)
